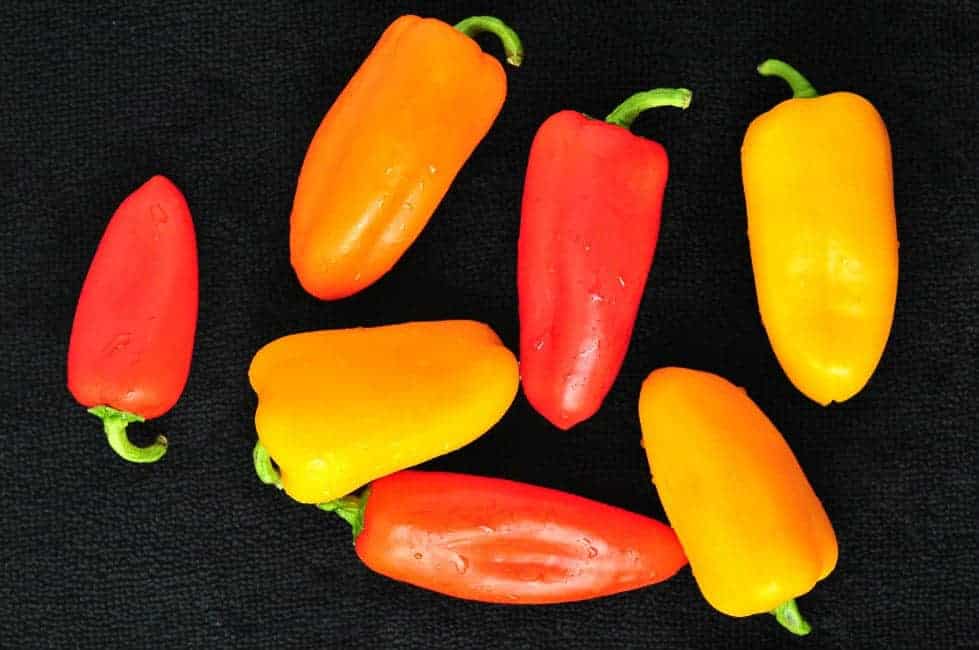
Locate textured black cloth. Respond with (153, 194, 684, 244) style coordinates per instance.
(2, 1, 976, 648)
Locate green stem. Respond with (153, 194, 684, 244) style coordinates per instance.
(454, 16, 524, 67)
(757, 59, 819, 98)
(253, 441, 282, 489)
(88, 405, 166, 463)
(318, 489, 370, 540)
(771, 598, 812, 636)
(252, 440, 370, 539)
(604, 88, 692, 130)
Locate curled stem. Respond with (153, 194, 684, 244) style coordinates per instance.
(757, 59, 819, 98)
(454, 16, 524, 66)
(604, 88, 692, 130)
(88, 405, 166, 463)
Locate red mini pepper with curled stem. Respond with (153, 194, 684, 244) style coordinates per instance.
(518, 88, 691, 429)
(67, 176, 198, 462)
(254, 457, 687, 604)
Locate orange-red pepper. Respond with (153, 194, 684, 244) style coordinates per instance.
(308, 470, 688, 604)
(290, 15, 523, 299)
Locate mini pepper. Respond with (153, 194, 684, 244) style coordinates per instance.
(67, 176, 198, 463)
(518, 88, 691, 429)
(253, 464, 688, 605)
(249, 320, 519, 504)
(742, 59, 899, 405)
(290, 15, 523, 300)
(639, 367, 837, 635)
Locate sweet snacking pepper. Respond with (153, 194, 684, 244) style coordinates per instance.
(742, 59, 899, 405)
(290, 15, 523, 299)
(249, 321, 519, 504)
(639, 367, 837, 635)
(518, 88, 691, 429)
(253, 465, 687, 604)
(67, 176, 198, 463)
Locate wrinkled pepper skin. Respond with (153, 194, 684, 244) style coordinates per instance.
(249, 321, 519, 504)
(290, 15, 518, 300)
(639, 367, 837, 634)
(67, 176, 198, 462)
(335, 470, 687, 604)
(519, 90, 690, 430)
(742, 59, 898, 405)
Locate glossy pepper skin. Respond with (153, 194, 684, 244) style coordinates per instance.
(518, 89, 691, 429)
(742, 59, 899, 405)
(314, 470, 687, 604)
(67, 176, 198, 463)
(290, 15, 523, 300)
(249, 321, 519, 504)
(639, 367, 837, 635)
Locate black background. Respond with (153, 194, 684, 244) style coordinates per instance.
(2, 1, 976, 648)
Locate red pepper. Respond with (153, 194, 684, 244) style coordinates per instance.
(518, 88, 691, 429)
(315, 470, 687, 604)
(67, 176, 198, 463)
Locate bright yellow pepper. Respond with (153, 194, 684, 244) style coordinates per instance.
(249, 320, 519, 504)
(741, 59, 899, 405)
(639, 367, 837, 635)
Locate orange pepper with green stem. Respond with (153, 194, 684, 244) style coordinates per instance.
(741, 59, 899, 405)
(249, 320, 519, 504)
(252, 467, 688, 605)
(638, 367, 837, 635)
(290, 15, 523, 300)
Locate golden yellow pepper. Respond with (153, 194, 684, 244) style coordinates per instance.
(249, 320, 519, 504)
(639, 367, 837, 635)
(741, 59, 899, 405)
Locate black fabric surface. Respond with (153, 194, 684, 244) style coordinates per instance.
(2, 1, 977, 648)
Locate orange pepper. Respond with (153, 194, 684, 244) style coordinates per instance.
(741, 59, 899, 405)
(290, 15, 523, 300)
(639, 367, 837, 635)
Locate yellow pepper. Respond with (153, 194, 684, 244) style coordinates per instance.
(741, 59, 899, 405)
(639, 367, 837, 635)
(249, 320, 519, 504)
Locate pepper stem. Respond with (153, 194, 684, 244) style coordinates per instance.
(454, 16, 524, 67)
(88, 405, 167, 463)
(253, 441, 282, 488)
(318, 489, 370, 540)
(771, 598, 812, 636)
(757, 59, 819, 98)
(252, 440, 369, 539)
(604, 88, 692, 130)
